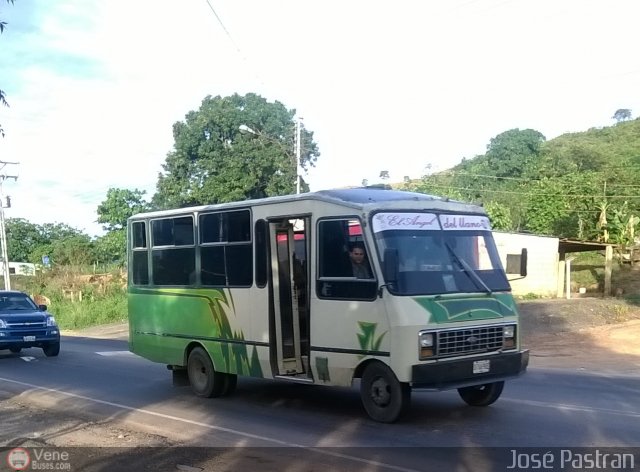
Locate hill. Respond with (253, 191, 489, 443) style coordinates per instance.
(400, 118, 640, 244)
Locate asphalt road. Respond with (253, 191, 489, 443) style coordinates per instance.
(1, 333, 639, 471)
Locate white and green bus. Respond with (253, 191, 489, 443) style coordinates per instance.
(127, 188, 529, 422)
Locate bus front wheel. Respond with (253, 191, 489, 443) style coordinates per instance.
(187, 347, 225, 398)
(458, 381, 504, 406)
(360, 362, 410, 423)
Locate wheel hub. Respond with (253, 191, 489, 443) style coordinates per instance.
(370, 377, 391, 406)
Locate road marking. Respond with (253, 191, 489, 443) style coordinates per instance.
(504, 397, 640, 418)
(0, 377, 419, 472)
(19, 357, 37, 362)
(95, 351, 135, 357)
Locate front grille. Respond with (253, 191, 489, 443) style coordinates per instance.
(7, 321, 47, 328)
(436, 326, 505, 357)
(9, 330, 47, 337)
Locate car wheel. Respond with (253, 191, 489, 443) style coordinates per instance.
(360, 361, 410, 423)
(42, 342, 60, 357)
(187, 346, 225, 398)
(9, 347, 22, 354)
(458, 381, 504, 406)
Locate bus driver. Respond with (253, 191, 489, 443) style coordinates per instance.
(348, 242, 372, 279)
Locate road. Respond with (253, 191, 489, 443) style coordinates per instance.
(1, 332, 639, 471)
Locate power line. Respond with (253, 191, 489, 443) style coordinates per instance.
(202, 0, 243, 55)
(201, 0, 265, 89)
(417, 183, 640, 199)
(426, 171, 640, 188)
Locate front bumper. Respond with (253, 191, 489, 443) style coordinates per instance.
(0, 332, 60, 350)
(411, 349, 529, 390)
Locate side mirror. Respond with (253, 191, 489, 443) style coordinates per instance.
(520, 248, 528, 277)
(383, 248, 399, 284)
(38, 304, 47, 311)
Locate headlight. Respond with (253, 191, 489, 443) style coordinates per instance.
(503, 325, 516, 349)
(46, 316, 57, 327)
(0, 319, 7, 329)
(418, 331, 435, 359)
(419, 332, 434, 347)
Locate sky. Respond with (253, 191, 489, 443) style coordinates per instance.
(1, 0, 639, 237)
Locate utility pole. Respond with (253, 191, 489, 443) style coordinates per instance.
(295, 117, 303, 194)
(0, 160, 19, 290)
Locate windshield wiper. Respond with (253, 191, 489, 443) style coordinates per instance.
(445, 242, 492, 295)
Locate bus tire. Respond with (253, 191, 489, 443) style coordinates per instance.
(360, 362, 410, 423)
(458, 381, 504, 406)
(221, 373, 238, 397)
(187, 347, 225, 398)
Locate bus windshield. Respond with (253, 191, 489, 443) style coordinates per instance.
(372, 212, 510, 296)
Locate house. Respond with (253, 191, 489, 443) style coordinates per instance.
(8, 262, 37, 276)
(493, 232, 614, 298)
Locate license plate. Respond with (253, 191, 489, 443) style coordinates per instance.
(23, 336, 36, 342)
(473, 359, 490, 374)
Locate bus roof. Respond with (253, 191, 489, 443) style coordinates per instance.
(129, 188, 485, 221)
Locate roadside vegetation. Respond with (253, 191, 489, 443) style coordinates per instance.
(401, 115, 640, 256)
(11, 269, 127, 330)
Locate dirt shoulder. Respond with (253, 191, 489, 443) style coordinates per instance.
(519, 297, 640, 372)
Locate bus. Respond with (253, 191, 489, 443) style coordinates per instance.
(127, 188, 529, 422)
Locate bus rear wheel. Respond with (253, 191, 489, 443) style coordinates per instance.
(221, 373, 237, 397)
(360, 362, 410, 423)
(458, 381, 504, 406)
(187, 347, 225, 398)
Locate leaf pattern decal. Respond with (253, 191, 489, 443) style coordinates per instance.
(357, 321, 386, 355)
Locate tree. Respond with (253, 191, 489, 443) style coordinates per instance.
(612, 108, 632, 123)
(93, 230, 126, 266)
(153, 93, 320, 209)
(50, 235, 93, 266)
(6, 218, 91, 264)
(484, 202, 513, 231)
(1, 0, 16, 137)
(6, 218, 44, 262)
(485, 129, 546, 178)
(97, 188, 150, 231)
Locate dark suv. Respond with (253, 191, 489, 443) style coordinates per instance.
(0, 291, 60, 356)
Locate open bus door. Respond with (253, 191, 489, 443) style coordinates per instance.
(269, 218, 310, 379)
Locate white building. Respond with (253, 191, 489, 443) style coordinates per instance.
(493, 232, 614, 298)
(8, 262, 37, 276)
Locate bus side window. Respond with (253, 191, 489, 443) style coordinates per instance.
(318, 220, 351, 278)
(317, 218, 377, 301)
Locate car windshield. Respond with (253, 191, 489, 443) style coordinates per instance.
(0, 294, 38, 312)
(372, 212, 510, 295)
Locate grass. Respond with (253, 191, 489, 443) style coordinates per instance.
(9, 269, 128, 330)
(48, 293, 127, 330)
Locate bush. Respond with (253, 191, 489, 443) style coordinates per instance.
(10, 267, 128, 329)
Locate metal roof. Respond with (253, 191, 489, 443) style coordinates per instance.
(558, 238, 617, 253)
(129, 187, 484, 220)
